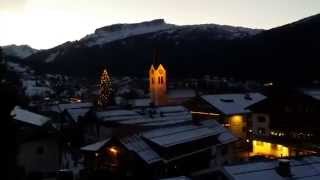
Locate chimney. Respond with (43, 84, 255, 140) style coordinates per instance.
(276, 159, 291, 177)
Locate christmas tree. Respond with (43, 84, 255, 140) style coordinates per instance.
(98, 68, 112, 107)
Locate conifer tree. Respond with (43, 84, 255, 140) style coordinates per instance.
(97, 68, 112, 107)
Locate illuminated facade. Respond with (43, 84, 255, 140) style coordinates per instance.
(250, 140, 289, 158)
(149, 64, 167, 106)
(228, 115, 247, 139)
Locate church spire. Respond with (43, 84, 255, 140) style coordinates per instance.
(153, 48, 160, 68)
(149, 49, 167, 106)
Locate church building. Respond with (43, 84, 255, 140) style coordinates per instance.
(149, 63, 167, 106)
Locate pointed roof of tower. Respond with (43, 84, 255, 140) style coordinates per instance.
(150, 64, 156, 72)
(155, 64, 166, 74)
(153, 48, 161, 68)
(157, 64, 165, 70)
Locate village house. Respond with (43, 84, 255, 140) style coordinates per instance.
(80, 119, 237, 179)
(247, 88, 320, 143)
(79, 105, 195, 143)
(222, 156, 320, 180)
(12, 106, 60, 179)
(188, 93, 267, 145)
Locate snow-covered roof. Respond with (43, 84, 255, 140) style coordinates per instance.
(58, 103, 93, 112)
(80, 139, 111, 152)
(25, 86, 53, 97)
(21, 79, 54, 97)
(129, 98, 151, 107)
(81, 135, 161, 164)
(97, 106, 193, 127)
(302, 89, 320, 100)
(22, 80, 37, 88)
(201, 93, 266, 115)
(120, 135, 162, 164)
(97, 110, 143, 122)
(143, 120, 236, 147)
(66, 108, 91, 122)
(223, 156, 320, 180)
(218, 131, 238, 145)
(161, 176, 191, 180)
(120, 114, 192, 127)
(156, 106, 188, 113)
(50, 102, 93, 113)
(11, 106, 50, 126)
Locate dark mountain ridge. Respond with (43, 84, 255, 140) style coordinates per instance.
(24, 14, 320, 85)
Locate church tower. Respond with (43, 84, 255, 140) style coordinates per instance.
(149, 63, 167, 106)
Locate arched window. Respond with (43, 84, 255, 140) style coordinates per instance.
(160, 76, 164, 84)
(152, 78, 154, 84)
(158, 77, 161, 84)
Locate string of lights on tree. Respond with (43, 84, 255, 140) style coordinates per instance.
(98, 68, 112, 107)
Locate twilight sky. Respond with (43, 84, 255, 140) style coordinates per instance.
(0, 0, 319, 49)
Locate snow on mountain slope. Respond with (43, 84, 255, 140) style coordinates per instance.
(45, 52, 59, 63)
(151, 24, 261, 40)
(81, 19, 175, 47)
(26, 19, 262, 65)
(2, 44, 38, 59)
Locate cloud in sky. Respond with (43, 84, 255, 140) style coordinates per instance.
(0, 0, 27, 12)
